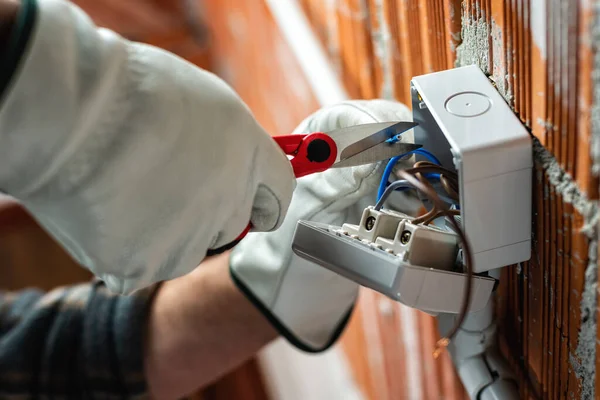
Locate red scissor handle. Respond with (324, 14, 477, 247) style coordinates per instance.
(212, 133, 338, 254)
(273, 132, 338, 178)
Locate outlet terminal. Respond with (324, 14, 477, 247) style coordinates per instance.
(375, 219, 458, 270)
(339, 207, 411, 242)
(340, 207, 458, 270)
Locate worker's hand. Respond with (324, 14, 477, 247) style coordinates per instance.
(0, 0, 294, 294)
(230, 100, 413, 351)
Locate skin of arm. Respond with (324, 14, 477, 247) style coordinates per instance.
(144, 252, 277, 399)
(0, 0, 18, 46)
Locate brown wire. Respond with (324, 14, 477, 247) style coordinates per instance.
(395, 169, 474, 357)
(440, 176, 460, 201)
(399, 163, 459, 224)
(390, 163, 538, 396)
(411, 168, 436, 223)
(403, 161, 460, 203)
(412, 161, 459, 178)
(403, 165, 459, 179)
(411, 208, 438, 224)
(413, 160, 453, 170)
(410, 162, 460, 190)
(422, 209, 460, 225)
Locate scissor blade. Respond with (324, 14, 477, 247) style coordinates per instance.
(329, 121, 418, 161)
(332, 142, 422, 168)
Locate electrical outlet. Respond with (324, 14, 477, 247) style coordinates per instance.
(340, 207, 459, 270)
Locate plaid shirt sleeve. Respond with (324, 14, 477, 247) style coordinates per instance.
(0, 280, 159, 399)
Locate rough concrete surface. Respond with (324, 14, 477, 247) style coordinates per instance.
(489, 18, 512, 104)
(455, 10, 512, 105)
(456, 16, 490, 74)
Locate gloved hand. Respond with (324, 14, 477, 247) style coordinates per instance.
(230, 100, 413, 351)
(0, 0, 294, 294)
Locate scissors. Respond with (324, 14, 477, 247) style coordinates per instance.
(274, 121, 420, 176)
(209, 121, 420, 255)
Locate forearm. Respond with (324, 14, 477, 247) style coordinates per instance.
(145, 252, 277, 400)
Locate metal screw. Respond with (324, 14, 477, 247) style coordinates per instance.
(400, 230, 411, 244)
(365, 216, 376, 231)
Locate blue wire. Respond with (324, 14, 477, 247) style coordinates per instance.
(376, 147, 441, 201)
(413, 148, 441, 165)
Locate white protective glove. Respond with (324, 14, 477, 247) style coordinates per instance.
(230, 100, 413, 351)
(0, 0, 294, 294)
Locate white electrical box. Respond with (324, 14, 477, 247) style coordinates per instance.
(410, 65, 532, 272)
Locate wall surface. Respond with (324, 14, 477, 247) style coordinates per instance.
(296, 1, 600, 399)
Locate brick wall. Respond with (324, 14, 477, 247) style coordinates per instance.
(297, 1, 599, 399)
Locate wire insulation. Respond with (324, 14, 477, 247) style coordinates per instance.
(377, 148, 442, 201)
(393, 169, 472, 354)
(374, 181, 456, 211)
(374, 149, 470, 353)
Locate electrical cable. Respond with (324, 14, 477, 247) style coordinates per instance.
(394, 169, 473, 357)
(440, 175, 460, 201)
(375, 151, 470, 354)
(374, 180, 414, 210)
(393, 170, 540, 399)
(410, 164, 459, 225)
(377, 154, 409, 201)
(377, 163, 459, 205)
(408, 161, 457, 178)
(376, 148, 441, 201)
(420, 209, 460, 225)
(374, 179, 456, 211)
(375, 155, 533, 398)
(414, 149, 441, 165)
